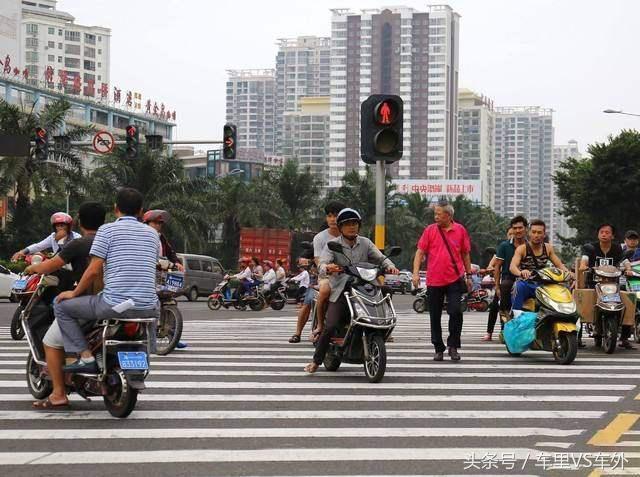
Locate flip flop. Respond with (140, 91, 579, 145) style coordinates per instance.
(288, 335, 301, 343)
(32, 397, 69, 410)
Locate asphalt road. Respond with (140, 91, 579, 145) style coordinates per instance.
(0, 295, 639, 476)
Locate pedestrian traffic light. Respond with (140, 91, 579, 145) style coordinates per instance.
(145, 134, 163, 151)
(223, 123, 237, 159)
(360, 94, 403, 164)
(125, 125, 139, 159)
(53, 135, 71, 153)
(34, 127, 48, 161)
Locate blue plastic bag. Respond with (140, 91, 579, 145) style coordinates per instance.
(503, 312, 537, 353)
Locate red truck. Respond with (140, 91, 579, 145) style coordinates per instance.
(239, 227, 314, 272)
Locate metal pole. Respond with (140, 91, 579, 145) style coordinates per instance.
(375, 160, 386, 250)
(65, 192, 69, 215)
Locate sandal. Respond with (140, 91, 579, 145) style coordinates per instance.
(288, 334, 301, 343)
(32, 397, 69, 410)
(304, 362, 319, 374)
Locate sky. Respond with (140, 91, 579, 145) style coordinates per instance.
(59, 0, 640, 153)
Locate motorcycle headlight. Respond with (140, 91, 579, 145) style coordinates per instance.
(354, 302, 368, 317)
(600, 284, 618, 295)
(553, 301, 577, 315)
(357, 267, 378, 282)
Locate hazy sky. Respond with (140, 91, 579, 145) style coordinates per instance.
(60, 0, 640, 153)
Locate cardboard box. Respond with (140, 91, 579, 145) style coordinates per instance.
(573, 288, 636, 326)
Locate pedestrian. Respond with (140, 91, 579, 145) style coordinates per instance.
(412, 202, 472, 361)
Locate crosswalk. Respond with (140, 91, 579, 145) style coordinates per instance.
(0, 308, 639, 475)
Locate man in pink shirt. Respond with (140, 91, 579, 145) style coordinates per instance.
(412, 202, 473, 361)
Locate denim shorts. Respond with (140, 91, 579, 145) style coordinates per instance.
(303, 287, 318, 306)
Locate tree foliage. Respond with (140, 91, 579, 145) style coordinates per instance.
(554, 129, 640, 245)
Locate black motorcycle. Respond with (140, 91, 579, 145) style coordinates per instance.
(207, 277, 266, 312)
(154, 259, 184, 355)
(321, 242, 400, 383)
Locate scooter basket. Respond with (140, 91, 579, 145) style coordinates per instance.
(503, 312, 537, 353)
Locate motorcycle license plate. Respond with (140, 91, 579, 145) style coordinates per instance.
(602, 294, 621, 303)
(12, 279, 27, 292)
(164, 274, 184, 292)
(117, 351, 148, 370)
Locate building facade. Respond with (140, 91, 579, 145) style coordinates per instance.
(328, 5, 460, 187)
(281, 96, 330, 182)
(494, 107, 555, 238)
(275, 36, 330, 155)
(553, 139, 581, 240)
(1, 0, 110, 98)
(225, 69, 276, 161)
(457, 89, 495, 207)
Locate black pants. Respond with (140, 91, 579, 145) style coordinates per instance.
(486, 278, 514, 334)
(428, 280, 464, 353)
(296, 286, 308, 304)
(313, 296, 348, 365)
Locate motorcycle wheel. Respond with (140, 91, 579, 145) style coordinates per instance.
(553, 332, 578, 365)
(477, 301, 489, 313)
(249, 296, 266, 312)
(103, 368, 138, 418)
(413, 298, 427, 314)
(460, 300, 468, 313)
(10, 306, 24, 341)
(364, 334, 387, 383)
(26, 354, 52, 399)
(603, 315, 618, 354)
(155, 305, 183, 356)
(207, 297, 222, 311)
(635, 314, 640, 344)
(270, 297, 286, 311)
(323, 353, 341, 371)
(234, 303, 247, 311)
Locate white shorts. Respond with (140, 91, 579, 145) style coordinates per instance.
(42, 319, 64, 349)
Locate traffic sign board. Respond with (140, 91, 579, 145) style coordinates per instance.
(92, 131, 115, 154)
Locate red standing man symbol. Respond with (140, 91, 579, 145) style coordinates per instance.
(379, 101, 392, 125)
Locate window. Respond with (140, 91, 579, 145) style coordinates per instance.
(58, 29, 62, 36)
(25, 37, 38, 48)
(84, 47, 95, 58)
(57, 56, 62, 63)
(65, 57, 80, 68)
(97, 49, 102, 55)
(212, 262, 223, 274)
(26, 24, 38, 35)
(47, 40, 54, 48)
(48, 27, 55, 35)
(65, 44, 80, 55)
(186, 260, 201, 271)
(48, 54, 54, 62)
(26, 51, 38, 62)
(84, 60, 95, 71)
(64, 31, 80, 42)
(202, 261, 213, 273)
(58, 42, 62, 49)
(84, 33, 96, 44)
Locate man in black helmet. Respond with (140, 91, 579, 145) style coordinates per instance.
(304, 208, 398, 373)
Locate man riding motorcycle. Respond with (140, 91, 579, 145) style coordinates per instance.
(28, 202, 107, 409)
(509, 219, 572, 317)
(304, 208, 398, 374)
(12, 212, 81, 262)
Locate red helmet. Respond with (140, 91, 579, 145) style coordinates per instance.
(143, 209, 170, 224)
(238, 256, 250, 264)
(50, 212, 72, 226)
(263, 260, 273, 268)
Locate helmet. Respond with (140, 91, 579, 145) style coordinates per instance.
(263, 260, 273, 268)
(50, 212, 72, 226)
(337, 208, 362, 226)
(143, 209, 170, 224)
(238, 256, 250, 264)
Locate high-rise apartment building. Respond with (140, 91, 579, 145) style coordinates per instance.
(328, 5, 460, 187)
(0, 0, 111, 97)
(553, 140, 581, 239)
(275, 36, 330, 155)
(494, 107, 555, 238)
(457, 89, 495, 207)
(225, 69, 276, 160)
(281, 96, 330, 181)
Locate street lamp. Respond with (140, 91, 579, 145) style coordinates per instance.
(603, 109, 640, 117)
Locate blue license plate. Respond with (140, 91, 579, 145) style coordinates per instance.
(629, 282, 640, 292)
(165, 274, 184, 292)
(602, 294, 621, 303)
(12, 279, 27, 291)
(117, 351, 148, 370)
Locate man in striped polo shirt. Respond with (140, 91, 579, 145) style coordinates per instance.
(55, 188, 161, 374)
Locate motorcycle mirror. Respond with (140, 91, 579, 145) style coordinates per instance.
(385, 246, 402, 258)
(327, 241, 344, 253)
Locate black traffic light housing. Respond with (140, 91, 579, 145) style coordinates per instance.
(54, 135, 71, 153)
(145, 134, 163, 151)
(360, 94, 403, 164)
(125, 125, 139, 159)
(223, 123, 237, 159)
(34, 127, 48, 161)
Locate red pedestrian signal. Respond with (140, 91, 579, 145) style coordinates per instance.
(375, 100, 398, 125)
(125, 124, 139, 159)
(34, 127, 48, 161)
(223, 123, 237, 159)
(361, 94, 403, 164)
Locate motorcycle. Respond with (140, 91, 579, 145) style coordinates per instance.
(16, 269, 154, 418)
(321, 242, 400, 383)
(263, 279, 288, 311)
(591, 265, 625, 353)
(463, 287, 493, 312)
(154, 258, 184, 355)
(207, 276, 266, 312)
(626, 260, 640, 343)
(505, 267, 579, 365)
(10, 254, 53, 341)
(411, 287, 467, 314)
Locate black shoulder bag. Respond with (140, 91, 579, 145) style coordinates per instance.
(437, 226, 468, 293)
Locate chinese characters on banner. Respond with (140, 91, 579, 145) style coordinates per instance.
(393, 180, 483, 204)
(0, 53, 176, 122)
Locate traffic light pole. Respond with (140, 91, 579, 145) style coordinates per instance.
(375, 160, 386, 250)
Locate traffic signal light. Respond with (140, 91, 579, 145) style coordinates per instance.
(223, 123, 237, 159)
(125, 125, 139, 159)
(360, 94, 403, 164)
(54, 135, 71, 153)
(34, 127, 48, 161)
(145, 134, 163, 151)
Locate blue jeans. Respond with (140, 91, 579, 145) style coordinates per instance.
(511, 281, 540, 311)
